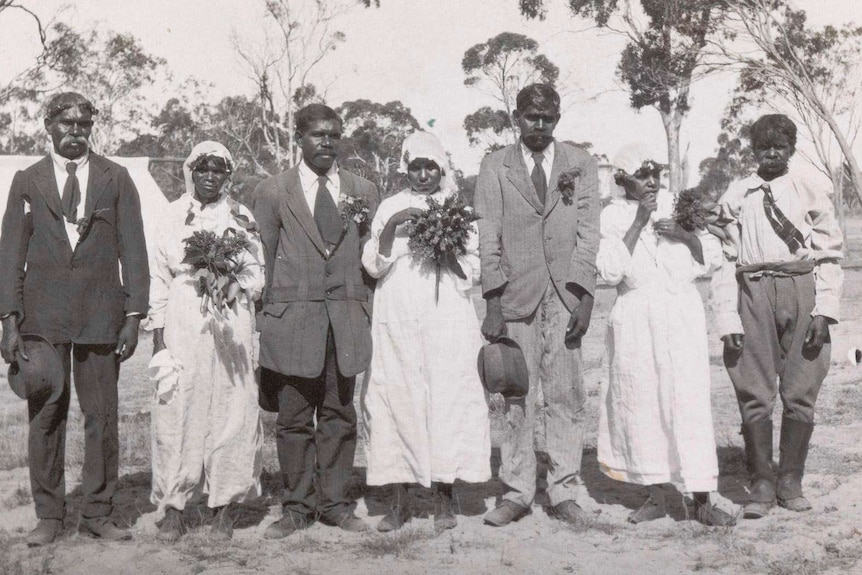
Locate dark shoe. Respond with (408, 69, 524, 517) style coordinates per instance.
(483, 500, 530, 527)
(211, 506, 233, 540)
(26, 519, 63, 547)
(157, 508, 185, 543)
(742, 500, 772, 519)
(79, 516, 132, 541)
(320, 511, 368, 533)
(376, 505, 411, 532)
(776, 416, 814, 511)
(550, 500, 590, 526)
(263, 512, 310, 540)
(433, 485, 457, 531)
(628, 497, 667, 524)
(695, 502, 737, 527)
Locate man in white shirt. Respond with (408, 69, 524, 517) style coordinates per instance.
(0, 92, 149, 545)
(711, 114, 844, 519)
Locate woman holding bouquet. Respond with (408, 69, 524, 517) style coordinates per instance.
(148, 141, 265, 541)
(596, 144, 735, 527)
(361, 132, 491, 532)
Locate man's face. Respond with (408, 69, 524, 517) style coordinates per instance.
(514, 104, 560, 152)
(45, 105, 93, 160)
(296, 119, 342, 175)
(753, 132, 794, 180)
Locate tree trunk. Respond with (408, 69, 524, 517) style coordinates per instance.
(820, 111, 862, 207)
(660, 109, 685, 195)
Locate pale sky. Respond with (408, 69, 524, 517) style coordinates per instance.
(2, 0, 860, 180)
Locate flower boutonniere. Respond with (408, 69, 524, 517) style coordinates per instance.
(75, 208, 110, 237)
(557, 168, 582, 205)
(339, 193, 370, 229)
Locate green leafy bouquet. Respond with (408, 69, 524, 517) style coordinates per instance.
(182, 228, 252, 315)
(405, 193, 477, 302)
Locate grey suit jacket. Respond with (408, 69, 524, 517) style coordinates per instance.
(474, 141, 600, 320)
(252, 166, 379, 379)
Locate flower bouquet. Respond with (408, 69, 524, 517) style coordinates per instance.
(405, 193, 477, 303)
(673, 188, 713, 232)
(182, 228, 252, 316)
(340, 193, 370, 230)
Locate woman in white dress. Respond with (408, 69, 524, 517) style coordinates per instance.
(148, 141, 265, 541)
(596, 145, 735, 527)
(361, 132, 491, 532)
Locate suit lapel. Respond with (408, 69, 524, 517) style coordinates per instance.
(328, 169, 353, 254)
(84, 154, 111, 221)
(31, 156, 63, 220)
(544, 142, 569, 216)
(504, 146, 543, 214)
(284, 168, 327, 256)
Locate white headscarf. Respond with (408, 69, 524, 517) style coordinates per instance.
(182, 140, 235, 198)
(399, 131, 457, 194)
(608, 143, 666, 199)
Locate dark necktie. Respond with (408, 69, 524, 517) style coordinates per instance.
(531, 152, 547, 205)
(62, 161, 81, 223)
(760, 183, 805, 254)
(314, 176, 342, 249)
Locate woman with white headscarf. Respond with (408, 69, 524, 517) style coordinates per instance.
(148, 141, 264, 541)
(595, 144, 734, 527)
(361, 131, 491, 532)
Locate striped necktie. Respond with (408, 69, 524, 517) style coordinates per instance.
(531, 152, 547, 205)
(760, 183, 805, 254)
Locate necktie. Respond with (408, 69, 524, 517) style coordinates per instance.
(760, 183, 805, 254)
(62, 162, 81, 223)
(314, 176, 342, 249)
(531, 152, 547, 205)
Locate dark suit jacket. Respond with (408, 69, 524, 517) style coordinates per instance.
(0, 154, 150, 344)
(474, 141, 600, 320)
(253, 166, 379, 379)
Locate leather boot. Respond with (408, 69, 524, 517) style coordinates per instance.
(777, 416, 814, 512)
(433, 483, 457, 530)
(376, 483, 411, 532)
(741, 420, 776, 519)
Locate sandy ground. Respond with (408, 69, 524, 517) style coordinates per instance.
(1, 266, 862, 575)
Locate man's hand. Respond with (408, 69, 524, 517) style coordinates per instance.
(566, 292, 594, 345)
(115, 316, 141, 362)
(481, 296, 506, 342)
(804, 315, 830, 352)
(722, 333, 744, 354)
(0, 315, 26, 364)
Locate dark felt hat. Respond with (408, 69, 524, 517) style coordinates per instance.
(257, 367, 280, 413)
(477, 336, 529, 399)
(7, 334, 64, 404)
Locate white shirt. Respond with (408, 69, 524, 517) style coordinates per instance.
(520, 141, 555, 189)
(297, 159, 340, 215)
(50, 147, 90, 246)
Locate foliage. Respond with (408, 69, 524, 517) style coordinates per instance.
(461, 32, 559, 153)
(182, 228, 252, 316)
(336, 99, 420, 197)
(672, 188, 710, 231)
(696, 129, 757, 199)
(719, 1, 862, 204)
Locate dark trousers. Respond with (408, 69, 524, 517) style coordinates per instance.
(29, 343, 120, 520)
(724, 271, 830, 424)
(271, 330, 357, 520)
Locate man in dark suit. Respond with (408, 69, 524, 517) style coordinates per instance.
(475, 84, 600, 527)
(253, 104, 379, 538)
(0, 92, 149, 545)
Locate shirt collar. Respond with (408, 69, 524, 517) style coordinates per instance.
(298, 157, 339, 185)
(50, 147, 89, 171)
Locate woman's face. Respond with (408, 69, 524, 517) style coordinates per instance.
(407, 158, 442, 195)
(623, 167, 660, 202)
(192, 156, 230, 204)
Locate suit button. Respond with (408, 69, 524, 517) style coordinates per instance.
(326, 288, 334, 295)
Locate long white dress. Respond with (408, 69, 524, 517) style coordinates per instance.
(149, 194, 265, 515)
(361, 188, 491, 487)
(596, 190, 722, 493)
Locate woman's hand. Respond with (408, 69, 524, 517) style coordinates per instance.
(654, 218, 704, 264)
(634, 192, 658, 225)
(379, 207, 424, 257)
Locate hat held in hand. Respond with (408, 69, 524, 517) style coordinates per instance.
(477, 336, 529, 399)
(8, 334, 64, 404)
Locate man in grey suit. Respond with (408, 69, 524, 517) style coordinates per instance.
(475, 84, 600, 527)
(253, 104, 379, 538)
